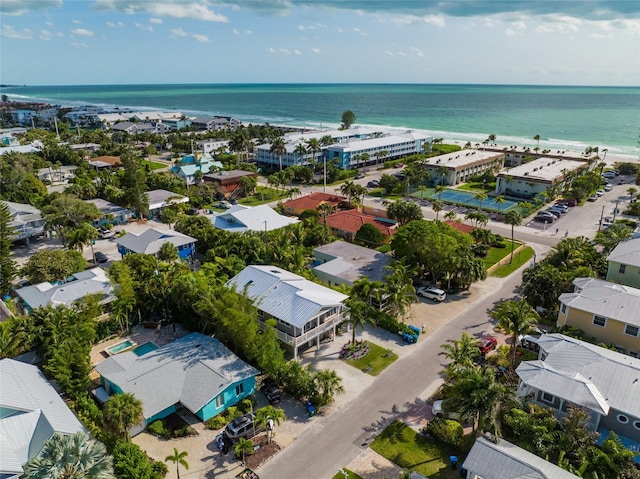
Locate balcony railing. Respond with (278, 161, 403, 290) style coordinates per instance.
(260, 314, 344, 347)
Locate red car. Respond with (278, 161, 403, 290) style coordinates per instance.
(478, 336, 498, 355)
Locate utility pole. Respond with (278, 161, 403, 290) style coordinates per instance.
(612, 199, 620, 223)
(598, 205, 605, 232)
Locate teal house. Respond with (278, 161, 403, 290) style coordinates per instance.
(94, 333, 259, 435)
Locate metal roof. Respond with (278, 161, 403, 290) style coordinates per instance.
(462, 436, 580, 479)
(607, 238, 640, 268)
(558, 277, 640, 326)
(116, 228, 196, 255)
(312, 241, 392, 285)
(146, 189, 189, 210)
(227, 265, 348, 329)
(212, 205, 299, 233)
(0, 359, 85, 476)
(95, 333, 259, 419)
(520, 334, 640, 419)
(15, 267, 114, 310)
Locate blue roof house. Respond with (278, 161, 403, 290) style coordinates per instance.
(94, 333, 259, 435)
(171, 153, 223, 186)
(116, 228, 197, 262)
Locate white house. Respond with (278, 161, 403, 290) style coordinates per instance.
(227, 265, 348, 358)
(211, 204, 299, 233)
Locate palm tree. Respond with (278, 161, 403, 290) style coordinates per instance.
(444, 210, 457, 222)
(313, 369, 345, 406)
(495, 195, 505, 213)
(288, 187, 302, 200)
(66, 222, 99, 262)
(165, 448, 189, 479)
(234, 438, 254, 464)
(487, 134, 496, 145)
(439, 332, 480, 377)
(22, 432, 114, 479)
(534, 134, 541, 151)
(417, 185, 427, 200)
(294, 142, 308, 164)
(345, 298, 376, 343)
(434, 184, 445, 201)
(473, 191, 488, 211)
(627, 187, 637, 202)
(432, 199, 443, 220)
(157, 242, 179, 262)
(255, 406, 286, 444)
(306, 138, 323, 191)
(270, 136, 286, 171)
(340, 180, 356, 202)
(490, 300, 539, 366)
(383, 263, 417, 320)
(595, 224, 633, 255)
(504, 210, 522, 264)
(103, 392, 144, 441)
(464, 141, 472, 149)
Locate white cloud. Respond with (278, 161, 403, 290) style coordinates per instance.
(40, 29, 53, 40)
(590, 32, 611, 39)
(171, 27, 188, 37)
(298, 25, 305, 31)
(335, 27, 343, 33)
(1, 0, 62, 16)
(93, 0, 228, 23)
(266, 48, 292, 55)
(149, 17, 163, 24)
(505, 28, 517, 37)
(244, 29, 253, 35)
(69, 42, 89, 48)
(135, 23, 153, 32)
(106, 21, 124, 28)
(385, 14, 445, 28)
(384, 50, 393, 56)
(409, 47, 424, 57)
(72, 19, 81, 24)
(46, 21, 53, 26)
(192, 33, 208, 42)
(397, 51, 406, 56)
(71, 28, 94, 37)
(56, 32, 64, 37)
(1, 25, 33, 40)
(293, 49, 302, 55)
(512, 20, 527, 30)
(311, 47, 321, 54)
(233, 28, 240, 35)
(534, 15, 581, 33)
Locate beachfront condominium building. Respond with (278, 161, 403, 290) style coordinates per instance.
(324, 131, 432, 169)
(422, 149, 505, 186)
(480, 144, 600, 168)
(495, 157, 588, 200)
(254, 126, 377, 169)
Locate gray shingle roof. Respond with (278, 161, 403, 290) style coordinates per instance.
(607, 237, 640, 268)
(312, 241, 392, 284)
(0, 359, 84, 476)
(462, 436, 580, 479)
(116, 228, 196, 255)
(94, 333, 258, 419)
(227, 265, 348, 329)
(519, 334, 640, 419)
(15, 267, 114, 310)
(559, 277, 640, 326)
(146, 189, 189, 210)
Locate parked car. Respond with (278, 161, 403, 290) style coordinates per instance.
(216, 201, 232, 209)
(393, 163, 404, 168)
(546, 208, 565, 217)
(477, 336, 497, 355)
(416, 286, 446, 302)
(604, 184, 613, 192)
(431, 400, 462, 420)
(98, 227, 115, 239)
(587, 194, 599, 202)
(94, 252, 108, 263)
(355, 172, 366, 179)
(223, 413, 265, 443)
(367, 180, 379, 188)
(553, 203, 569, 213)
(557, 198, 577, 207)
(259, 378, 282, 405)
(596, 189, 605, 197)
(602, 172, 616, 179)
(537, 211, 557, 220)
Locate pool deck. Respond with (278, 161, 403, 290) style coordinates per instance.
(90, 323, 189, 376)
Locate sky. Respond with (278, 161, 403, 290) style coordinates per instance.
(1, 0, 639, 86)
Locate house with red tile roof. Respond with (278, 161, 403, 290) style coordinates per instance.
(325, 209, 398, 243)
(283, 192, 347, 216)
(444, 219, 476, 234)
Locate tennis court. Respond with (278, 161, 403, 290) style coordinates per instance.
(430, 189, 518, 212)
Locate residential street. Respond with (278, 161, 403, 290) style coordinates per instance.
(257, 259, 527, 479)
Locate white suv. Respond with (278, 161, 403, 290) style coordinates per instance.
(417, 286, 446, 302)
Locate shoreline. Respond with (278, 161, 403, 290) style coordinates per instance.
(3, 91, 639, 160)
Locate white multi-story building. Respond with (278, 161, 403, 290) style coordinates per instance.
(422, 149, 505, 186)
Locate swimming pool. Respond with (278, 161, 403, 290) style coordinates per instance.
(105, 339, 136, 356)
(430, 189, 519, 211)
(133, 342, 159, 356)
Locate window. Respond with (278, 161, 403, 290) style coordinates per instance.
(236, 383, 244, 396)
(617, 414, 629, 424)
(215, 395, 224, 408)
(561, 304, 567, 314)
(540, 392, 555, 404)
(625, 325, 639, 337)
(593, 315, 607, 327)
(619, 264, 626, 274)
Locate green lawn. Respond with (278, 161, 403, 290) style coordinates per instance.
(491, 246, 535, 277)
(371, 421, 460, 479)
(331, 469, 362, 479)
(341, 341, 398, 376)
(457, 182, 495, 192)
(480, 242, 521, 269)
(239, 186, 289, 206)
(141, 159, 167, 170)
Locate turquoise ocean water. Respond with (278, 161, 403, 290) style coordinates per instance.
(2, 83, 639, 156)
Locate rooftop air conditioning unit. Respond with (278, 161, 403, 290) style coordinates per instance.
(524, 172, 529, 176)
(533, 168, 538, 171)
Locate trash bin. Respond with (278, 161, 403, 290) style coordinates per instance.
(306, 401, 316, 417)
(450, 455, 458, 470)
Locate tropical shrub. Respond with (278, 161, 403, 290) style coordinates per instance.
(425, 418, 463, 448)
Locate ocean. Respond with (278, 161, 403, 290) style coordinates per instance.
(2, 83, 639, 157)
